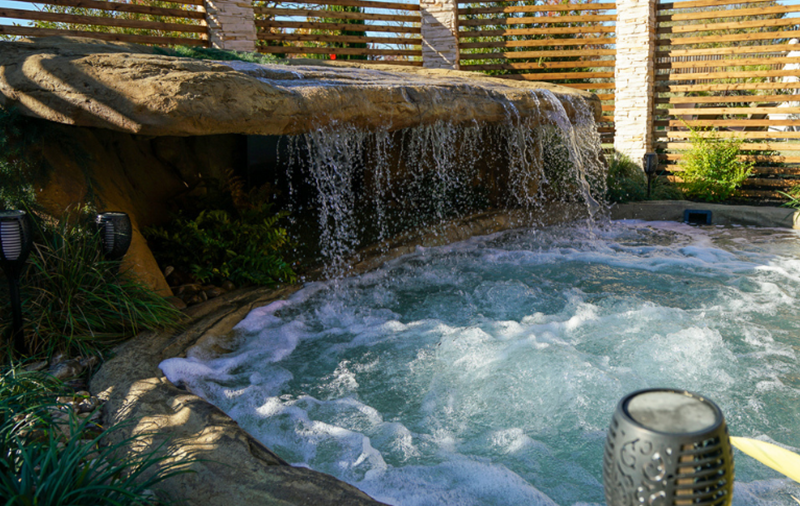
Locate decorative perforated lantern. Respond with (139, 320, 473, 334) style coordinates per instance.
(603, 388, 734, 506)
(95, 212, 132, 262)
(0, 210, 34, 355)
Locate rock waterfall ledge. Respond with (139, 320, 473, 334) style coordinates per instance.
(0, 38, 601, 137)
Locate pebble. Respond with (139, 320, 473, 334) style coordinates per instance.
(221, 280, 236, 292)
(205, 287, 226, 299)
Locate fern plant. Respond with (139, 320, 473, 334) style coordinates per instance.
(145, 204, 295, 287)
(679, 128, 753, 202)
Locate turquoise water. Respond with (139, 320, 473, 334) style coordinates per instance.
(162, 221, 800, 505)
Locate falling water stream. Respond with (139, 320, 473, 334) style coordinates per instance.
(161, 85, 800, 504)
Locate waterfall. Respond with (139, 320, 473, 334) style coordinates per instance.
(281, 91, 606, 278)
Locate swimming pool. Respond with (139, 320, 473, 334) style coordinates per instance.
(161, 220, 800, 505)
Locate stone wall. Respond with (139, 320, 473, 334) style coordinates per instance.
(613, 0, 656, 167)
(420, 0, 459, 70)
(204, 0, 258, 52)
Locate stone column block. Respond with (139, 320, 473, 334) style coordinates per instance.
(614, 0, 656, 167)
(420, 0, 460, 70)
(204, 0, 258, 53)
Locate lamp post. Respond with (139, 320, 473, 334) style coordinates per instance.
(0, 210, 34, 356)
(95, 212, 132, 262)
(603, 388, 734, 506)
(644, 152, 658, 199)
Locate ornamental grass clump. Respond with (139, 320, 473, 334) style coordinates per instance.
(0, 365, 190, 506)
(0, 207, 183, 360)
(679, 128, 753, 202)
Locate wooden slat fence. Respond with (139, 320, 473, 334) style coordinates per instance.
(256, 0, 422, 64)
(655, 0, 800, 201)
(457, 1, 617, 145)
(0, 0, 209, 46)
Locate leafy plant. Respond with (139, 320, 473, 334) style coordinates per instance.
(605, 152, 647, 203)
(152, 46, 281, 65)
(0, 365, 190, 506)
(145, 204, 295, 287)
(0, 207, 183, 360)
(778, 185, 800, 209)
(679, 127, 754, 202)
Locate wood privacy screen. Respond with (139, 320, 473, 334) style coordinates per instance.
(655, 0, 800, 200)
(0, 0, 208, 46)
(255, 0, 422, 64)
(457, 1, 617, 145)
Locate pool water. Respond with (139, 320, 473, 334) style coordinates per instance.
(161, 221, 800, 505)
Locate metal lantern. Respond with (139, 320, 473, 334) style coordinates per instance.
(95, 212, 132, 262)
(644, 152, 658, 199)
(603, 388, 734, 506)
(0, 210, 34, 356)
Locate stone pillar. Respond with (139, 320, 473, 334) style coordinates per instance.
(420, 0, 459, 70)
(614, 0, 656, 167)
(204, 0, 258, 53)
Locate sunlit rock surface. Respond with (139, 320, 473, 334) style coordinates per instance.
(0, 37, 601, 136)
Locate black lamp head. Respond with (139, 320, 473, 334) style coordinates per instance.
(603, 388, 734, 506)
(644, 152, 658, 175)
(95, 212, 132, 262)
(0, 210, 34, 271)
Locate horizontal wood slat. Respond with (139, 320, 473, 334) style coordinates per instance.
(0, 24, 207, 44)
(459, 13, 615, 27)
(9, 0, 204, 19)
(268, 0, 420, 11)
(659, 142, 800, 151)
(657, 4, 800, 23)
(660, 131, 800, 140)
(657, 16, 800, 35)
(656, 82, 800, 93)
(657, 95, 800, 105)
(657, 0, 779, 11)
(258, 33, 421, 46)
(656, 69, 800, 82)
(657, 44, 800, 58)
(254, 6, 418, 23)
(657, 30, 800, 47)
(256, 19, 420, 34)
(656, 56, 800, 71)
(459, 3, 615, 15)
(258, 45, 421, 57)
(460, 48, 615, 60)
(459, 25, 615, 38)
(656, 119, 800, 127)
(460, 37, 616, 49)
(461, 60, 613, 71)
(0, 7, 206, 32)
(663, 107, 800, 116)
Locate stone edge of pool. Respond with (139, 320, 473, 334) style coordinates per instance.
(88, 201, 798, 506)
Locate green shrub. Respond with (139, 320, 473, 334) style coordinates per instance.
(605, 152, 647, 203)
(679, 128, 753, 202)
(145, 204, 296, 287)
(0, 366, 189, 506)
(153, 46, 281, 65)
(0, 207, 183, 360)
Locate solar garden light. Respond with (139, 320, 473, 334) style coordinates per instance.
(95, 212, 132, 263)
(0, 210, 34, 356)
(603, 388, 734, 506)
(644, 152, 658, 199)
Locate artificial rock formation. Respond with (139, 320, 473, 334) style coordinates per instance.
(0, 37, 601, 137)
(0, 36, 602, 291)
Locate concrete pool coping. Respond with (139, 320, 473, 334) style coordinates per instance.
(89, 201, 799, 506)
(610, 200, 800, 229)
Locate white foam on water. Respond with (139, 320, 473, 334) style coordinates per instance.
(160, 221, 800, 505)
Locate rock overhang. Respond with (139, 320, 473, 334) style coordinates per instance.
(0, 37, 602, 138)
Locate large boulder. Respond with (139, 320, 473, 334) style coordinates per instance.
(0, 37, 602, 137)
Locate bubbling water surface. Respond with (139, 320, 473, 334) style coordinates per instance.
(161, 221, 800, 505)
